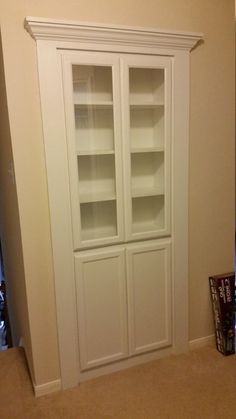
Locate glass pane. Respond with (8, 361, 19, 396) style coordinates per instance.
(132, 196, 164, 233)
(129, 67, 165, 234)
(131, 152, 164, 197)
(72, 65, 118, 242)
(80, 201, 117, 241)
(77, 155, 116, 202)
(74, 106, 114, 154)
(73, 65, 113, 103)
(72, 65, 115, 154)
(130, 107, 164, 151)
(129, 68, 164, 104)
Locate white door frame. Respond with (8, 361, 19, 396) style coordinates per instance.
(25, 17, 203, 390)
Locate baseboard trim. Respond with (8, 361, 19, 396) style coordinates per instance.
(18, 337, 24, 347)
(32, 337, 215, 395)
(34, 379, 62, 397)
(189, 334, 215, 350)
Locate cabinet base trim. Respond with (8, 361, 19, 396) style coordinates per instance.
(79, 346, 173, 382)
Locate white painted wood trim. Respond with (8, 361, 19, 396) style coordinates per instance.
(25, 17, 203, 51)
(34, 379, 62, 397)
(36, 42, 80, 390)
(33, 335, 214, 394)
(171, 51, 190, 354)
(189, 335, 215, 351)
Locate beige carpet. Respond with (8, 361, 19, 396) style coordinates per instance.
(1, 345, 236, 419)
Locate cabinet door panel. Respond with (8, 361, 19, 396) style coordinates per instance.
(127, 240, 171, 355)
(121, 55, 171, 241)
(75, 247, 128, 370)
(62, 52, 124, 249)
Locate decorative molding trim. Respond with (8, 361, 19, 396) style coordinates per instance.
(34, 379, 62, 397)
(24, 17, 203, 51)
(32, 335, 214, 394)
(189, 334, 215, 351)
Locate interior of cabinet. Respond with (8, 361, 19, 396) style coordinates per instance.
(74, 106, 114, 154)
(132, 195, 165, 233)
(131, 152, 164, 196)
(80, 201, 117, 241)
(130, 107, 164, 150)
(77, 154, 116, 202)
(129, 67, 164, 104)
(73, 65, 113, 104)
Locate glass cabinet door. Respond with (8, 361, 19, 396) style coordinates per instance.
(122, 57, 171, 241)
(62, 54, 124, 249)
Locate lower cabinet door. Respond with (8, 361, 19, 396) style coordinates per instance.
(75, 247, 128, 370)
(126, 240, 172, 355)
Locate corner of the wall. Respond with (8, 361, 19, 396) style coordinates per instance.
(189, 334, 215, 351)
(19, 336, 62, 397)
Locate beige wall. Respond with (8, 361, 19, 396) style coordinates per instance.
(0, 34, 35, 380)
(0, 0, 234, 385)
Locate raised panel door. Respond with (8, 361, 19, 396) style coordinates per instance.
(126, 240, 172, 355)
(75, 247, 128, 370)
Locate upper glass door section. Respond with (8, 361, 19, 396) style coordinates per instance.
(62, 52, 171, 248)
(122, 56, 171, 241)
(62, 53, 124, 249)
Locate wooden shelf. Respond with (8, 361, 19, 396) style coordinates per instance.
(132, 187, 164, 198)
(77, 149, 115, 156)
(131, 147, 164, 154)
(80, 192, 116, 203)
(74, 101, 113, 108)
(132, 221, 163, 234)
(129, 102, 164, 108)
(81, 226, 117, 241)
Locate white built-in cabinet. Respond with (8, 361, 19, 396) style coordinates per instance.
(62, 52, 172, 372)
(25, 17, 203, 390)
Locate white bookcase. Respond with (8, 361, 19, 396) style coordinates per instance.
(25, 17, 203, 389)
(60, 52, 173, 373)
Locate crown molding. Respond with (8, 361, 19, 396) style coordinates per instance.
(25, 17, 203, 51)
